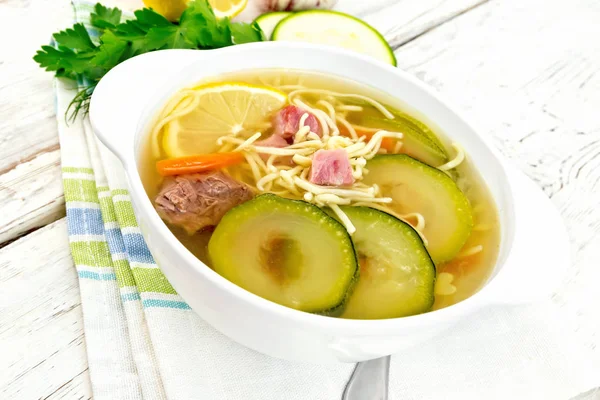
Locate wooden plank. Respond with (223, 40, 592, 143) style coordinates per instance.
(573, 388, 600, 400)
(0, 0, 72, 245)
(0, 149, 65, 245)
(44, 370, 92, 400)
(356, 0, 488, 48)
(0, 0, 72, 172)
(0, 218, 92, 399)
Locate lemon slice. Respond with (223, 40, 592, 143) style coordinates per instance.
(162, 83, 288, 158)
(143, 0, 247, 21)
(210, 0, 248, 19)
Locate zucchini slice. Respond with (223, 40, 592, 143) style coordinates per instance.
(335, 207, 436, 319)
(254, 12, 291, 39)
(363, 155, 473, 264)
(351, 113, 448, 167)
(271, 10, 397, 66)
(208, 194, 358, 314)
(390, 109, 447, 152)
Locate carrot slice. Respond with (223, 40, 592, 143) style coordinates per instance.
(338, 125, 398, 152)
(156, 152, 244, 176)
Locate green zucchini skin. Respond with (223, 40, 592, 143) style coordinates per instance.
(271, 10, 397, 66)
(364, 155, 473, 264)
(361, 114, 449, 167)
(341, 100, 449, 167)
(254, 12, 291, 40)
(208, 194, 358, 314)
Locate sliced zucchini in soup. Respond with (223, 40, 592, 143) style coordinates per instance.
(360, 115, 448, 167)
(363, 155, 473, 264)
(334, 207, 435, 320)
(208, 194, 358, 314)
(390, 109, 447, 152)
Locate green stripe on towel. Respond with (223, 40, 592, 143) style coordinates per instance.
(63, 179, 100, 202)
(131, 268, 178, 295)
(113, 200, 140, 228)
(70, 241, 113, 266)
(100, 197, 118, 222)
(62, 166, 95, 173)
(113, 259, 138, 287)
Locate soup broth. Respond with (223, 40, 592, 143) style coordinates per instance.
(141, 69, 500, 317)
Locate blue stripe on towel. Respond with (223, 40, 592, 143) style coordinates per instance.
(78, 270, 117, 281)
(121, 292, 142, 302)
(142, 299, 192, 310)
(105, 228, 127, 254)
(67, 208, 105, 236)
(123, 233, 155, 264)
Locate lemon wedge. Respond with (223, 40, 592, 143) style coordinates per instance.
(210, 0, 248, 19)
(143, 0, 248, 21)
(162, 83, 288, 158)
(143, 0, 188, 21)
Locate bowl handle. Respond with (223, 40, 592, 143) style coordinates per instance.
(485, 165, 570, 304)
(89, 49, 201, 165)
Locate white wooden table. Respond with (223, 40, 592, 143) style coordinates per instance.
(0, 0, 598, 398)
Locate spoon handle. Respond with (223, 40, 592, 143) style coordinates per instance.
(342, 356, 391, 400)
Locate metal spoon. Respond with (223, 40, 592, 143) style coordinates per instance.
(342, 356, 390, 400)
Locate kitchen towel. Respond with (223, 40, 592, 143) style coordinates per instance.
(56, 1, 600, 399)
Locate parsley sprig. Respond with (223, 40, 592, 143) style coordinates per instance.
(34, 1, 264, 121)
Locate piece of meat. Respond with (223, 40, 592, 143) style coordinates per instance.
(309, 149, 354, 186)
(255, 134, 288, 148)
(155, 171, 253, 234)
(272, 105, 321, 141)
(255, 133, 294, 165)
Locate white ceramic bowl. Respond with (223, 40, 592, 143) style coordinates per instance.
(89, 43, 569, 363)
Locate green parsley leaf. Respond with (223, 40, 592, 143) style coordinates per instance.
(231, 21, 265, 44)
(90, 4, 122, 30)
(131, 8, 172, 29)
(181, 0, 231, 48)
(113, 8, 174, 54)
(53, 24, 96, 52)
(145, 25, 196, 49)
(33, 45, 96, 79)
(91, 30, 129, 71)
(34, 45, 68, 72)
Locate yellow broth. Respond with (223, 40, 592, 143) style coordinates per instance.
(140, 69, 501, 314)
